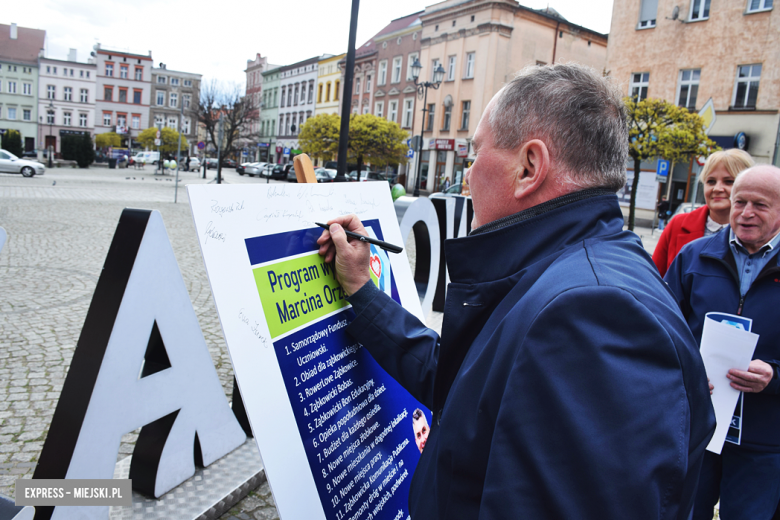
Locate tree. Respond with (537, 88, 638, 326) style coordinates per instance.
(299, 114, 340, 163)
(137, 127, 189, 154)
(1, 129, 23, 157)
(95, 132, 121, 150)
(195, 80, 259, 179)
(347, 114, 408, 179)
(625, 97, 718, 230)
(75, 133, 95, 168)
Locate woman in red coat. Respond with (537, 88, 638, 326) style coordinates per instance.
(653, 149, 754, 276)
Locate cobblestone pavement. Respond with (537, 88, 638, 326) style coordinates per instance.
(0, 165, 659, 518)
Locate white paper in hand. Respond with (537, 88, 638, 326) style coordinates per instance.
(700, 312, 758, 454)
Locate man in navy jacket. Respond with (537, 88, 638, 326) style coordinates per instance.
(665, 165, 780, 520)
(318, 64, 715, 519)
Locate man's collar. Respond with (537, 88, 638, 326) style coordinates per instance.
(729, 228, 780, 257)
(470, 188, 616, 236)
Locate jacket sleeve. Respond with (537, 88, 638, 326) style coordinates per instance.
(344, 282, 439, 409)
(478, 286, 713, 520)
(652, 224, 674, 277)
(664, 251, 692, 320)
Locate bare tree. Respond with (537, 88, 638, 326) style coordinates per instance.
(195, 80, 259, 179)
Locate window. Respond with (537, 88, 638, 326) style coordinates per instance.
(63, 68, 67, 76)
(156, 91, 165, 106)
(23, 83, 31, 96)
(52, 66, 57, 74)
(64, 112, 72, 126)
(431, 59, 441, 81)
(403, 98, 414, 128)
(334, 80, 340, 101)
(115, 114, 126, 129)
(170, 92, 178, 108)
(183, 79, 192, 87)
(131, 115, 140, 129)
(365, 75, 372, 92)
(155, 115, 164, 128)
(318, 83, 323, 103)
(167, 117, 177, 131)
(46, 66, 50, 73)
(406, 53, 419, 80)
(7, 81, 16, 94)
(64, 87, 72, 101)
(183, 117, 190, 134)
(80, 70, 84, 78)
(460, 100, 471, 130)
(288, 86, 293, 106)
(388, 100, 398, 123)
(157, 76, 167, 84)
(280, 87, 286, 107)
(105, 63, 113, 77)
(81, 89, 88, 103)
(47, 110, 55, 124)
(326, 82, 332, 102)
(677, 69, 700, 109)
(442, 104, 452, 131)
(733, 64, 761, 108)
(86, 71, 90, 79)
(171, 78, 179, 86)
(79, 114, 87, 127)
(7, 108, 17, 120)
(690, 0, 711, 20)
(447, 56, 456, 81)
(464, 53, 475, 78)
(120, 65, 128, 79)
(183, 94, 191, 108)
(363, 105, 370, 114)
(119, 89, 127, 103)
(135, 67, 143, 81)
(308, 82, 314, 103)
(378, 60, 388, 85)
(375, 101, 384, 118)
(23, 109, 31, 121)
(104, 87, 113, 101)
(103, 112, 112, 126)
(133, 90, 141, 104)
(392, 57, 403, 83)
(747, 0, 773, 12)
(355, 78, 361, 94)
(630, 72, 650, 100)
(426, 104, 435, 131)
(638, 0, 658, 28)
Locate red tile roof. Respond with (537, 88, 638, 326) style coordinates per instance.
(0, 24, 46, 66)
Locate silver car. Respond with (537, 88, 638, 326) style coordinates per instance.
(0, 149, 45, 177)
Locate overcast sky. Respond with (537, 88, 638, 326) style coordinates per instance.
(7, 0, 614, 87)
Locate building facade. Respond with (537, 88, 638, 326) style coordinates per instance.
(150, 64, 201, 155)
(411, 0, 608, 193)
(315, 54, 345, 116)
(608, 0, 780, 218)
(277, 56, 324, 163)
(94, 44, 153, 152)
(260, 67, 281, 163)
(0, 23, 46, 153)
(38, 52, 96, 155)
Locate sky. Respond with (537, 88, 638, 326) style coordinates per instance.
(7, 0, 614, 87)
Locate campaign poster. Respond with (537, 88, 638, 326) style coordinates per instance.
(188, 183, 431, 520)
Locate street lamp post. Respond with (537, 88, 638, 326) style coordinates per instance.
(47, 101, 54, 168)
(410, 59, 445, 197)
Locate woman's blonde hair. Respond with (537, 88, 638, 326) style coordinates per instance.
(698, 149, 755, 184)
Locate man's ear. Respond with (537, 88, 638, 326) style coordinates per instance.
(514, 139, 551, 200)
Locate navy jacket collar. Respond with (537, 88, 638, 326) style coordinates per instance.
(446, 191, 626, 285)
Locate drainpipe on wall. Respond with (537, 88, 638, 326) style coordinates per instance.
(552, 21, 561, 64)
(773, 117, 780, 166)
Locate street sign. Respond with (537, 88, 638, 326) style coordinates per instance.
(156, 130, 161, 139)
(656, 175, 668, 184)
(656, 159, 670, 177)
(154, 139, 162, 146)
(197, 141, 205, 150)
(406, 149, 414, 158)
(406, 138, 411, 148)
(698, 98, 716, 135)
(283, 147, 290, 157)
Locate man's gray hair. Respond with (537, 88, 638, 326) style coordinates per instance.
(489, 63, 628, 192)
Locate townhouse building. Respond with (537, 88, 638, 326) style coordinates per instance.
(373, 13, 423, 184)
(277, 56, 326, 163)
(38, 51, 96, 155)
(150, 64, 201, 156)
(94, 44, 153, 152)
(315, 54, 346, 116)
(413, 0, 607, 193)
(608, 0, 780, 219)
(260, 67, 281, 163)
(0, 23, 46, 153)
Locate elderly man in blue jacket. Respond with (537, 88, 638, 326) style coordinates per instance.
(665, 165, 780, 520)
(317, 63, 715, 519)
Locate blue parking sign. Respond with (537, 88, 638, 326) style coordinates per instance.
(656, 159, 670, 177)
(406, 149, 414, 158)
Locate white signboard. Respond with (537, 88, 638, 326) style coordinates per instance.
(188, 183, 428, 520)
(618, 169, 660, 210)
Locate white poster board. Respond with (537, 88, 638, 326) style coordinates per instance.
(188, 183, 428, 520)
(618, 169, 660, 210)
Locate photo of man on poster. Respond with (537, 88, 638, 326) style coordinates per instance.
(412, 408, 429, 453)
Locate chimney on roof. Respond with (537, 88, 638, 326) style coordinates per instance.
(10, 23, 18, 40)
(68, 48, 77, 62)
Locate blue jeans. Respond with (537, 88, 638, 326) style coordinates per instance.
(692, 444, 780, 520)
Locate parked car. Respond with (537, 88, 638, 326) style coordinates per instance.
(21, 150, 38, 159)
(241, 163, 265, 177)
(205, 158, 219, 169)
(430, 183, 466, 198)
(349, 170, 387, 182)
(266, 164, 287, 180)
(222, 158, 237, 168)
(286, 166, 298, 182)
(133, 151, 160, 165)
(187, 157, 201, 171)
(315, 167, 337, 183)
(670, 202, 705, 220)
(0, 149, 45, 177)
